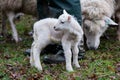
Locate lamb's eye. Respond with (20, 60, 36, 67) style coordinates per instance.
(61, 21, 64, 24)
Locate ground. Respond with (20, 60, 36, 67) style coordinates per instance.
(0, 15, 120, 80)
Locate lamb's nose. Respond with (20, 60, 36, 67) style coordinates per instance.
(54, 26, 59, 31)
(54, 26, 56, 29)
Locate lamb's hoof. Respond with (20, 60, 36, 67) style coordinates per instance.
(37, 67, 42, 71)
(34, 65, 42, 71)
(75, 65, 80, 68)
(66, 67, 74, 72)
(31, 65, 42, 71)
(67, 69, 74, 72)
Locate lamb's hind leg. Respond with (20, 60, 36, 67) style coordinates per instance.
(62, 41, 73, 72)
(7, 12, 19, 43)
(72, 43, 80, 68)
(31, 38, 49, 71)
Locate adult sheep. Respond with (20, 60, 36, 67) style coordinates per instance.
(81, 0, 118, 50)
(0, 0, 37, 42)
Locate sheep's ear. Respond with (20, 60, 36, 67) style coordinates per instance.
(63, 10, 68, 14)
(104, 16, 118, 25)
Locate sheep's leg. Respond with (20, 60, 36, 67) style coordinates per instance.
(117, 17, 120, 41)
(31, 37, 49, 71)
(0, 10, 7, 37)
(72, 43, 80, 68)
(1, 12, 7, 37)
(7, 12, 19, 43)
(62, 40, 73, 72)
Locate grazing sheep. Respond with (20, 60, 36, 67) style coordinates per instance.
(30, 10, 83, 72)
(0, 0, 37, 42)
(81, 0, 118, 50)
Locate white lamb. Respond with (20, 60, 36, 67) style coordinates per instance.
(30, 10, 83, 72)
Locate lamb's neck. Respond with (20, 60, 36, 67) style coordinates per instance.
(69, 18, 83, 36)
(62, 31, 80, 42)
(71, 18, 81, 32)
(68, 29, 81, 38)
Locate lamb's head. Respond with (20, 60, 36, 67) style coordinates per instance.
(54, 10, 72, 31)
(83, 16, 118, 50)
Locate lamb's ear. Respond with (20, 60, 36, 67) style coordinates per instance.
(67, 16, 71, 21)
(63, 10, 68, 14)
(104, 16, 118, 25)
(63, 10, 71, 21)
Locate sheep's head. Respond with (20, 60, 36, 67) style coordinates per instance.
(83, 16, 118, 50)
(54, 10, 72, 31)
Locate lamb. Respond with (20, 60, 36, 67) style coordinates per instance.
(0, 0, 37, 42)
(81, 0, 118, 50)
(30, 10, 83, 72)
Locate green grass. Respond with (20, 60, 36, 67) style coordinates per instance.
(0, 16, 120, 80)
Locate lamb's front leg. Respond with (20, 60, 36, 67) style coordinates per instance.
(72, 43, 80, 68)
(62, 41, 73, 72)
